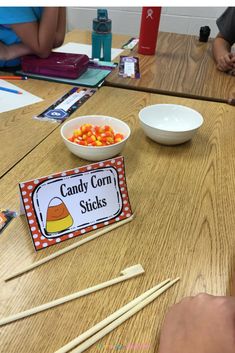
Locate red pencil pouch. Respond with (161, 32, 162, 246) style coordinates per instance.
(21, 52, 89, 79)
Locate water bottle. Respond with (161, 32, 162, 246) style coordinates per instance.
(138, 7, 162, 55)
(92, 9, 112, 61)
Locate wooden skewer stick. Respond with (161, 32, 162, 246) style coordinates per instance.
(0, 264, 144, 326)
(5, 215, 134, 282)
(54, 278, 179, 353)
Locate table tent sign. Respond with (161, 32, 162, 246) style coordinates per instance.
(19, 156, 132, 251)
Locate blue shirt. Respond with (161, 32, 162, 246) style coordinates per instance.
(0, 7, 43, 67)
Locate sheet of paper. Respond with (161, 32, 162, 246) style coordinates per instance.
(0, 80, 42, 114)
(53, 42, 124, 61)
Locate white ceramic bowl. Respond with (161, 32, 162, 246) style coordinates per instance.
(61, 115, 131, 161)
(139, 104, 204, 145)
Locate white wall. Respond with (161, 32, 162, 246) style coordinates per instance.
(67, 7, 226, 38)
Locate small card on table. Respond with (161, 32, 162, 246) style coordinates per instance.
(0, 209, 17, 234)
(35, 87, 96, 123)
(19, 156, 132, 251)
(118, 56, 140, 79)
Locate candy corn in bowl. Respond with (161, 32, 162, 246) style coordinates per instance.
(61, 115, 131, 161)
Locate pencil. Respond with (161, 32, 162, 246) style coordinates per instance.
(0, 86, 22, 95)
(0, 76, 28, 80)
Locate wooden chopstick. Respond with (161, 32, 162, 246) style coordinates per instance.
(0, 264, 144, 326)
(54, 278, 179, 353)
(5, 215, 134, 281)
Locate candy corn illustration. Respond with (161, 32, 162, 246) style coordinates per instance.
(46, 197, 73, 233)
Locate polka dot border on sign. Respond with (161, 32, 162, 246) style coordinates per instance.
(19, 156, 132, 251)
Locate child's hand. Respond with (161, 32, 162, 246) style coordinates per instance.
(216, 52, 235, 72)
(0, 41, 10, 61)
(159, 293, 235, 353)
(0, 41, 32, 61)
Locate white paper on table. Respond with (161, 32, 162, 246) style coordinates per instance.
(53, 42, 124, 61)
(0, 80, 42, 114)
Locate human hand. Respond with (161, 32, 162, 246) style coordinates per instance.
(227, 68, 235, 76)
(0, 41, 32, 61)
(159, 293, 235, 353)
(216, 52, 235, 72)
(0, 41, 10, 60)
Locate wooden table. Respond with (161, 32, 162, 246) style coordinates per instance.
(0, 79, 77, 179)
(0, 30, 129, 179)
(105, 32, 235, 103)
(1, 87, 235, 353)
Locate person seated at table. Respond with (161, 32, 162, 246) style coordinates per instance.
(212, 7, 235, 74)
(158, 292, 235, 353)
(0, 7, 66, 68)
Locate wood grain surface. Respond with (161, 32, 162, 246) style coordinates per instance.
(105, 32, 235, 102)
(0, 30, 129, 179)
(0, 79, 76, 178)
(1, 86, 235, 353)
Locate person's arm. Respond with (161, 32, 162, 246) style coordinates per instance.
(212, 33, 235, 72)
(0, 41, 31, 61)
(10, 7, 61, 58)
(53, 7, 66, 48)
(158, 293, 235, 353)
(0, 8, 66, 61)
